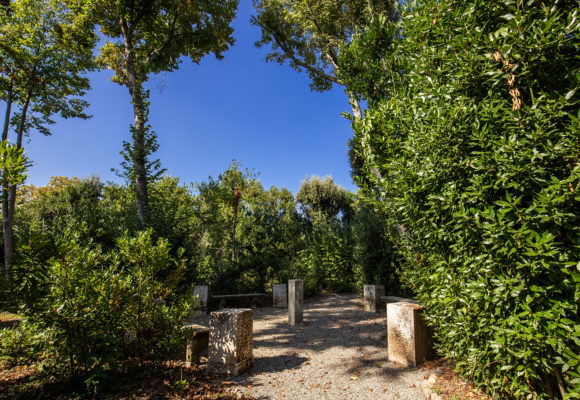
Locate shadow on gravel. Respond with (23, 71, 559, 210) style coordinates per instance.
(252, 354, 310, 373)
(249, 294, 414, 378)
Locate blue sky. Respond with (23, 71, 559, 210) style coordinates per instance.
(12, 0, 357, 195)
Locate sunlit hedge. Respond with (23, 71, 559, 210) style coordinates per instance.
(343, 1, 580, 398)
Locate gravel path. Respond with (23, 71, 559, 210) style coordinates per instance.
(200, 293, 429, 400)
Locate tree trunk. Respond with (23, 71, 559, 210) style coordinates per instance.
(2, 82, 12, 141)
(3, 91, 30, 275)
(2, 84, 13, 276)
(232, 217, 237, 262)
(120, 18, 148, 228)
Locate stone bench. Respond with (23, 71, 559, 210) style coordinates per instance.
(211, 293, 266, 309)
(183, 323, 209, 366)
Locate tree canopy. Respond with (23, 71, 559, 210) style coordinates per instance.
(93, 0, 238, 227)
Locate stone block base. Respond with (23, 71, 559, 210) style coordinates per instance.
(387, 302, 434, 367)
(207, 308, 253, 376)
(288, 279, 303, 325)
(364, 284, 385, 312)
(183, 324, 209, 367)
(273, 283, 287, 308)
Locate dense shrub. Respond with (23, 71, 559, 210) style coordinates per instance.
(351, 200, 403, 296)
(6, 230, 190, 390)
(9, 167, 400, 302)
(342, 1, 579, 398)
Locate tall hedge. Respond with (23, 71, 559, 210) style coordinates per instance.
(341, 1, 579, 398)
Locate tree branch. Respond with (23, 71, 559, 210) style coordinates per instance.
(254, 18, 343, 86)
(145, 12, 180, 66)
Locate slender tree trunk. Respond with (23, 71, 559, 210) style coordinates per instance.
(2, 82, 12, 141)
(2, 83, 13, 277)
(120, 18, 148, 228)
(232, 217, 237, 262)
(3, 91, 30, 275)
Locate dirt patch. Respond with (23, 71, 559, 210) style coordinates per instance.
(0, 312, 20, 329)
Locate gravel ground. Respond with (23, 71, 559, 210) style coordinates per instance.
(197, 293, 429, 400)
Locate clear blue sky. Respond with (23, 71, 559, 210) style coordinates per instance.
(15, 0, 357, 195)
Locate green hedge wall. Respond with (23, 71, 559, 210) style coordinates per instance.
(342, 1, 580, 398)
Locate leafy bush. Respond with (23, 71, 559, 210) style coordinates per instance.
(12, 230, 190, 390)
(296, 223, 354, 295)
(341, 1, 580, 398)
(0, 319, 45, 367)
(351, 200, 403, 296)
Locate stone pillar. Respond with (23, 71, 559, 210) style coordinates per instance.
(273, 283, 287, 308)
(207, 308, 253, 376)
(364, 284, 385, 312)
(193, 285, 209, 317)
(288, 279, 303, 325)
(387, 302, 433, 367)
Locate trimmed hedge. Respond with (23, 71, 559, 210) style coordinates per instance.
(342, 1, 579, 398)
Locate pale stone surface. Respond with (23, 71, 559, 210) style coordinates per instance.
(273, 284, 287, 308)
(387, 302, 434, 367)
(207, 308, 253, 376)
(193, 285, 209, 316)
(381, 295, 419, 320)
(288, 279, 303, 325)
(183, 323, 209, 367)
(364, 284, 385, 312)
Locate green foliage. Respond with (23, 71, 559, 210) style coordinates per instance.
(115, 88, 166, 186)
(18, 230, 190, 390)
(0, 0, 97, 136)
(342, 1, 580, 398)
(0, 140, 28, 190)
(252, 0, 396, 92)
(296, 223, 353, 295)
(17, 176, 105, 240)
(0, 318, 45, 367)
(92, 0, 238, 227)
(351, 200, 402, 296)
(296, 175, 353, 223)
(193, 162, 303, 293)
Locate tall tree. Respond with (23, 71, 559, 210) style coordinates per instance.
(296, 175, 352, 224)
(94, 0, 238, 228)
(251, 0, 396, 182)
(0, 0, 96, 273)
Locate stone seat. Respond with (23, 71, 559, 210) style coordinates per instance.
(211, 293, 266, 309)
(183, 323, 209, 366)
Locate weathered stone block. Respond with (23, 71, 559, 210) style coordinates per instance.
(193, 285, 209, 316)
(207, 309, 253, 376)
(183, 324, 209, 367)
(273, 284, 287, 308)
(364, 284, 385, 312)
(288, 279, 303, 325)
(381, 296, 419, 321)
(387, 302, 434, 367)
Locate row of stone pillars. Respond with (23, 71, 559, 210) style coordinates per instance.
(193, 279, 304, 326)
(198, 279, 304, 376)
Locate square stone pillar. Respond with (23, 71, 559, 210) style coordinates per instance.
(207, 309, 253, 376)
(387, 302, 433, 367)
(273, 283, 287, 308)
(192, 285, 209, 316)
(364, 284, 385, 312)
(288, 279, 303, 325)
